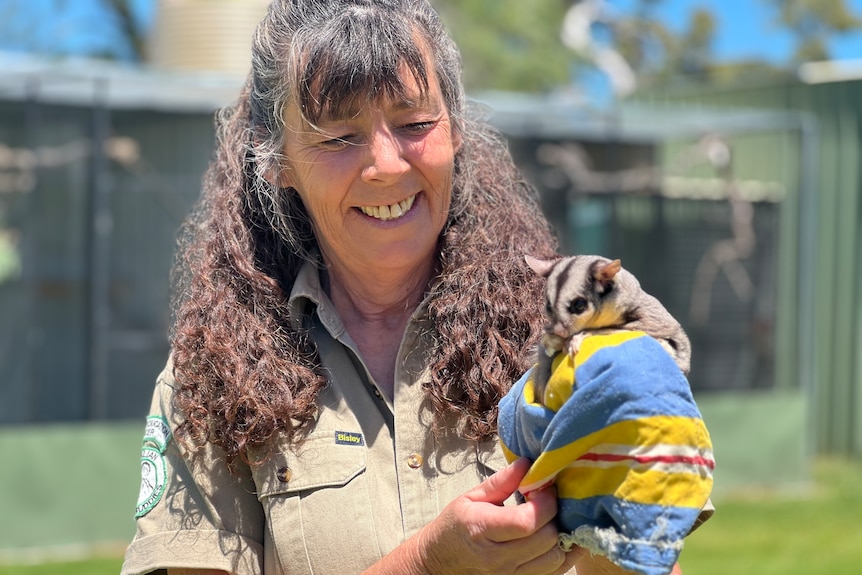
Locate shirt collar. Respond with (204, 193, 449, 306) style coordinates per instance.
(288, 260, 346, 338)
(288, 258, 436, 340)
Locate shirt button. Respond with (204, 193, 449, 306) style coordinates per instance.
(406, 453, 423, 469)
(373, 389, 383, 399)
(277, 466, 292, 483)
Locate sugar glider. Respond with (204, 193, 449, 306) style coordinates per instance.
(525, 254, 691, 407)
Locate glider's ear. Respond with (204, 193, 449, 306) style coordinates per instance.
(524, 255, 557, 278)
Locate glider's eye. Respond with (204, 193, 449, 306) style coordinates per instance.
(568, 297, 588, 315)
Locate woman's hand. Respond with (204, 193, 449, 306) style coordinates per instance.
(412, 457, 585, 574)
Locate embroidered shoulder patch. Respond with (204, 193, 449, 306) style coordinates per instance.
(335, 430, 364, 446)
(143, 415, 172, 453)
(136, 446, 168, 518)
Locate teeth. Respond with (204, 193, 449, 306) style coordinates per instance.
(360, 195, 415, 221)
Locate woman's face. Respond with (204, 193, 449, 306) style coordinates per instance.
(279, 63, 461, 279)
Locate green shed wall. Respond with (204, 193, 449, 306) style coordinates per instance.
(646, 80, 862, 457)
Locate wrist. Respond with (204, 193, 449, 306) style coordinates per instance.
(408, 522, 441, 575)
(359, 528, 433, 575)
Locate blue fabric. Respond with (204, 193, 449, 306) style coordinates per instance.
(498, 332, 714, 575)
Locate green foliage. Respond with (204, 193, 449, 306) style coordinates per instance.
(432, 0, 580, 93)
(104, 0, 146, 61)
(431, 0, 862, 94)
(673, 8, 716, 79)
(765, 0, 862, 63)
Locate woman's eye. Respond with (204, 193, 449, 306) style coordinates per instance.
(402, 121, 435, 135)
(318, 135, 354, 149)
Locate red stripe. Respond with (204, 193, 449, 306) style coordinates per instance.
(578, 451, 716, 470)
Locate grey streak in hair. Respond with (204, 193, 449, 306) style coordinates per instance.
(242, 0, 467, 264)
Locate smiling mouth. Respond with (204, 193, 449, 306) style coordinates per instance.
(359, 194, 416, 221)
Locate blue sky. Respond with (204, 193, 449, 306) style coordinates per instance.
(2, 0, 862, 65)
(615, 0, 862, 64)
(0, 0, 154, 61)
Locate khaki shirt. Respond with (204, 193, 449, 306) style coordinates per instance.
(122, 263, 510, 575)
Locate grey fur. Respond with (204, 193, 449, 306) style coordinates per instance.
(525, 254, 691, 406)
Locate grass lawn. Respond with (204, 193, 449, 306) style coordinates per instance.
(0, 556, 122, 575)
(679, 457, 862, 575)
(1, 458, 860, 575)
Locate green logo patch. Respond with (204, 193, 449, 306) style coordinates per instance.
(143, 416, 172, 453)
(136, 446, 167, 518)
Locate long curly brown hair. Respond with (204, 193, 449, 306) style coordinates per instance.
(169, 0, 558, 469)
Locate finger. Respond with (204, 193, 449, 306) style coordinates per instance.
(484, 491, 559, 544)
(513, 540, 566, 575)
(572, 550, 630, 574)
(463, 460, 559, 543)
(560, 544, 589, 572)
(468, 457, 531, 506)
(524, 481, 557, 502)
(473, 521, 562, 574)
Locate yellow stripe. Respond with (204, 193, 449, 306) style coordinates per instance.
(522, 370, 541, 406)
(543, 353, 576, 411)
(499, 442, 519, 465)
(555, 465, 713, 508)
(542, 331, 649, 411)
(521, 415, 712, 489)
(573, 330, 648, 369)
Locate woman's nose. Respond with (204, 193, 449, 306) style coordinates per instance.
(361, 126, 410, 183)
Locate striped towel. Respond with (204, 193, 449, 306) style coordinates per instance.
(498, 331, 714, 575)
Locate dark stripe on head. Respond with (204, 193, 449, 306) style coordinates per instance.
(552, 258, 575, 311)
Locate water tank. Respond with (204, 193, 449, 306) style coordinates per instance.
(147, 0, 269, 76)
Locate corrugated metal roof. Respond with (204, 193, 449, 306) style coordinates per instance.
(0, 52, 244, 112)
(0, 53, 805, 139)
(475, 90, 805, 142)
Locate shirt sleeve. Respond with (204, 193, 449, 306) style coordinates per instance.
(121, 361, 265, 575)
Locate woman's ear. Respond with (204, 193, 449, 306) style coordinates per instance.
(252, 130, 293, 188)
(259, 154, 293, 189)
(451, 124, 463, 154)
(274, 165, 295, 189)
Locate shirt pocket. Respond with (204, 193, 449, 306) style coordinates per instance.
(252, 431, 381, 575)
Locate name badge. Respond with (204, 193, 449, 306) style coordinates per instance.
(335, 431, 365, 446)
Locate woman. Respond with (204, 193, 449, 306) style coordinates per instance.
(122, 1, 682, 573)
